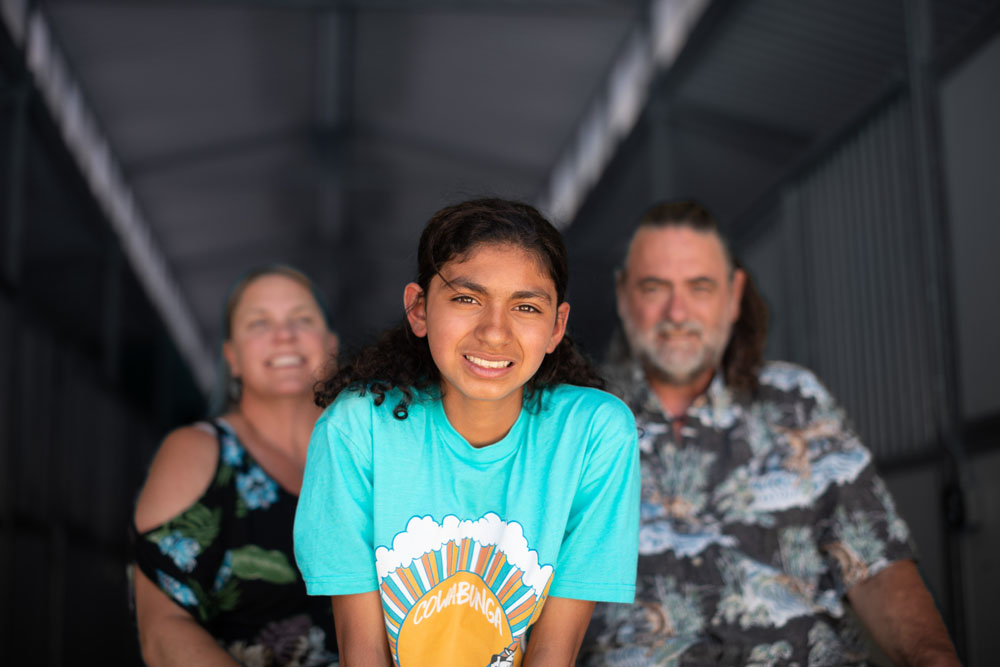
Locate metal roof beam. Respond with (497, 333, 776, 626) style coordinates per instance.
(39, 0, 642, 17)
(668, 101, 811, 164)
(4, 5, 215, 391)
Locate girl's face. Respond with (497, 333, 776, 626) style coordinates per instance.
(404, 243, 569, 419)
(224, 274, 337, 402)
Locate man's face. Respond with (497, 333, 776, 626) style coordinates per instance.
(617, 225, 745, 387)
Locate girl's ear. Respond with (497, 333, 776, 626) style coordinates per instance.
(404, 282, 428, 338)
(546, 302, 570, 353)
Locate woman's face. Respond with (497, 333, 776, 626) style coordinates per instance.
(404, 243, 569, 419)
(224, 274, 337, 402)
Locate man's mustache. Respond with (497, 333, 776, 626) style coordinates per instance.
(653, 320, 703, 337)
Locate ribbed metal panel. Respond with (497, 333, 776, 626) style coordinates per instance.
(739, 99, 944, 462)
(675, 0, 908, 134)
(0, 290, 158, 663)
(791, 101, 938, 461)
(934, 0, 1000, 54)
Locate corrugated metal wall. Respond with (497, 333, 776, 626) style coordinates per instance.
(740, 100, 940, 464)
(0, 292, 157, 665)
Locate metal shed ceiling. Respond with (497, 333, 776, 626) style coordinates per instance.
(34, 1, 642, 373)
(11, 0, 999, 389)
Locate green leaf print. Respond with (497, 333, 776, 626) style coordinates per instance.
(148, 503, 221, 550)
(215, 463, 233, 487)
(145, 525, 173, 545)
(173, 503, 222, 549)
(214, 576, 241, 613)
(186, 578, 214, 623)
(230, 545, 297, 584)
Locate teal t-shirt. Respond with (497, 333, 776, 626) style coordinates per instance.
(293, 383, 639, 666)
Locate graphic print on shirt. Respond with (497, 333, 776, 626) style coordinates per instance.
(375, 513, 553, 667)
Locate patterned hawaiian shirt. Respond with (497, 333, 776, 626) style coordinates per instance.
(579, 361, 913, 667)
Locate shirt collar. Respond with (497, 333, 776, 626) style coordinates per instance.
(621, 360, 741, 428)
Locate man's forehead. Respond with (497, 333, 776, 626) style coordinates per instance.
(625, 226, 730, 276)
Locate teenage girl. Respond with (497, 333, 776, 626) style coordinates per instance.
(294, 198, 639, 666)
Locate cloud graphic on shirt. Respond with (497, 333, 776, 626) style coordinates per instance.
(375, 513, 552, 599)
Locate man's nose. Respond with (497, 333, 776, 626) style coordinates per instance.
(664, 290, 688, 323)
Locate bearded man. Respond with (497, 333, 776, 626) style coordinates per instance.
(580, 200, 959, 666)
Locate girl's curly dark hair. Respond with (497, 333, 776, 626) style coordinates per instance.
(315, 198, 604, 416)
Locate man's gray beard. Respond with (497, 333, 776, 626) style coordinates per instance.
(622, 318, 725, 386)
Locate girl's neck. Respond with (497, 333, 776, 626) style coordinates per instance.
(441, 389, 523, 448)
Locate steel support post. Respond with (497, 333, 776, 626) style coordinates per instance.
(4, 86, 27, 287)
(904, 0, 969, 659)
(102, 247, 123, 382)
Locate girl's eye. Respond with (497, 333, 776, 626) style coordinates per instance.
(248, 319, 270, 330)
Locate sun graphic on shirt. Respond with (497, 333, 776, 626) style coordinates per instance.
(375, 514, 553, 667)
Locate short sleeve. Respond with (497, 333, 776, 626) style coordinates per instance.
(549, 398, 639, 603)
(821, 460, 915, 592)
(294, 397, 380, 595)
(790, 370, 916, 592)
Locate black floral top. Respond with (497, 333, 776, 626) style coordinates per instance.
(132, 419, 338, 666)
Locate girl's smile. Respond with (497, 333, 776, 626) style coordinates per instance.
(405, 243, 569, 444)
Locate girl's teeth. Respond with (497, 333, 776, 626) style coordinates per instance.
(466, 355, 512, 369)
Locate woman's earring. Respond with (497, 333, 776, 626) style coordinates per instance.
(229, 376, 243, 403)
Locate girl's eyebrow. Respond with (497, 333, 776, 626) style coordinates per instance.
(447, 277, 553, 304)
(511, 289, 552, 304)
(445, 277, 487, 294)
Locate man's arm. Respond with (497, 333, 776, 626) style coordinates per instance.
(848, 559, 960, 667)
(331, 592, 392, 667)
(523, 597, 595, 667)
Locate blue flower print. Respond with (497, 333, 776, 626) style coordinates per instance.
(221, 433, 244, 466)
(156, 570, 198, 607)
(236, 465, 279, 510)
(157, 531, 201, 572)
(214, 550, 233, 591)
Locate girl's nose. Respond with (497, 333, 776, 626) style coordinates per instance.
(476, 306, 511, 347)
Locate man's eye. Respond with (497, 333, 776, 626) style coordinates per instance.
(452, 295, 477, 304)
(248, 319, 269, 329)
(514, 304, 541, 313)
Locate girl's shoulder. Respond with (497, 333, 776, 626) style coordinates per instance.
(541, 384, 635, 427)
(317, 384, 433, 430)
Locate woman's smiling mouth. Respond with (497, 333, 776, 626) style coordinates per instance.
(267, 354, 306, 368)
